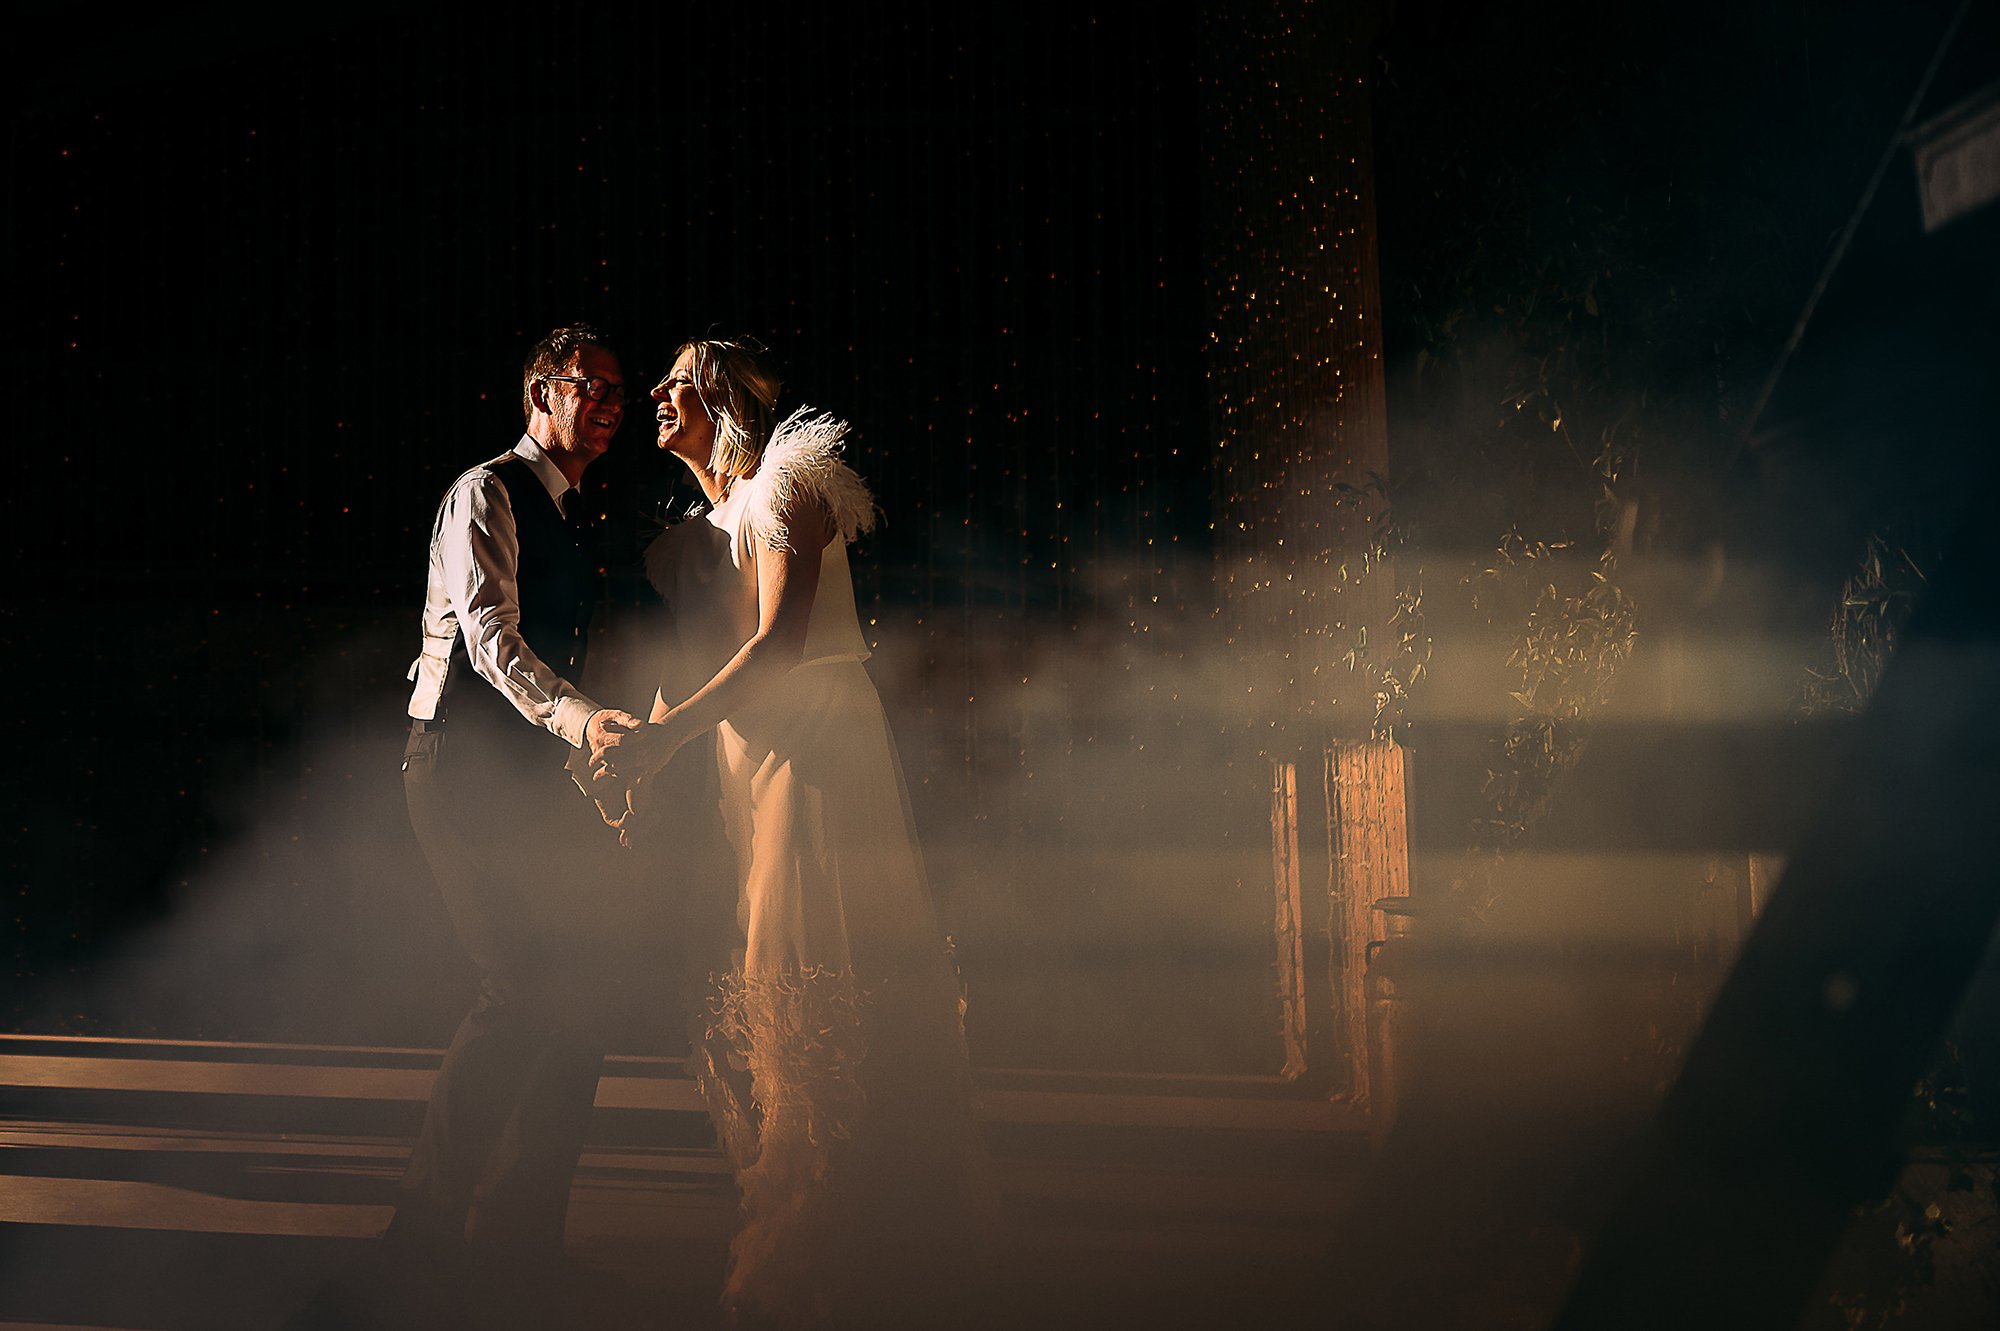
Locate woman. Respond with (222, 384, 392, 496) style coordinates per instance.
(591, 338, 994, 1328)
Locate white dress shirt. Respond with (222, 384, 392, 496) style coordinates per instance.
(405, 435, 602, 747)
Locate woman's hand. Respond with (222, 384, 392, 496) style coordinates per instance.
(587, 761, 635, 828)
(590, 788, 630, 831)
(613, 775, 658, 850)
(587, 771, 656, 848)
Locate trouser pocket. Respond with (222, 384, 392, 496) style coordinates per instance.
(402, 724, 442, 771)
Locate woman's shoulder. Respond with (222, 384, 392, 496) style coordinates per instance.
(641, 509, 714, 597)
(740, 407, 879, 552)
(641, 522, 680, 598)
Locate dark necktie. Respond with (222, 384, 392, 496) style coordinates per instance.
(562, 493, 593, 555)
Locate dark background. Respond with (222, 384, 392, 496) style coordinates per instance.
(3, 2, 1228, 1062)
(6, 1, 1995, 1071)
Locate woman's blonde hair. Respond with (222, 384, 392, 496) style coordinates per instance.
(674, 337, 782, 481)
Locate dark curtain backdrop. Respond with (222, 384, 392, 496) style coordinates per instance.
(4, 4, 1283, 1071)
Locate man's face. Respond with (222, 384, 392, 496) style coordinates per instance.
(540, 344, 625, 467)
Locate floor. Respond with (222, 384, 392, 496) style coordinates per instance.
(0, 1036, 1367, 1330)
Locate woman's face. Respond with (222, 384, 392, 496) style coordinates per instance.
(652, 347, 717, 465)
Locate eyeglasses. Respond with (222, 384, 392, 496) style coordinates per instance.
(544, 374, 627, 404)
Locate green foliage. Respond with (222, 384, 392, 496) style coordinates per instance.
(1323, 472, 1432, 741)
(1811, 1046, 1998, 1330)
(1382, 52, 1658, 912)
(1802, 535, 1926, 718)
(1455, 536, 1637, 911)
(1798, 549, 1992, 1331)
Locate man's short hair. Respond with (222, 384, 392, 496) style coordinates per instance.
(522, 324, 611, 419)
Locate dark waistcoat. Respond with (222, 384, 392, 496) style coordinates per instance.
(442, 456, 597, 766)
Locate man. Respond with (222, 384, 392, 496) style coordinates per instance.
(390, 324, 644, 1285)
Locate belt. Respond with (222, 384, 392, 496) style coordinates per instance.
(410, 717, 447, 733)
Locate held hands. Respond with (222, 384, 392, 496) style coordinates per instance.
(590, 773, 656, 849)
(590, 717, 676, 785)
(581, 709, 646, 842)
(589, 717, 684, 849)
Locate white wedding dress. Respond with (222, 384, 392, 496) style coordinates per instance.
(644, 410, 995, 1328)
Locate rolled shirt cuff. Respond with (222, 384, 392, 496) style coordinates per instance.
(553, 693, 603, 749)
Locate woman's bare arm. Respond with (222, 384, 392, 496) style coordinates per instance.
(594, 493, 831, 782)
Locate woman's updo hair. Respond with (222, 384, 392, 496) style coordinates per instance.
(677, 337, 782, 482)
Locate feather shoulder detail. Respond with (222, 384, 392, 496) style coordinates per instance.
(739, 405, 878, 552)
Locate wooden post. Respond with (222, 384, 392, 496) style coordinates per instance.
(1328, 738, 1411, 1104)
(1746, 851, 1784, 921)
(1271, 759, 1310, 1080)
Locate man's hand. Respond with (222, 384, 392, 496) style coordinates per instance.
(585, 707, 644, 759)
(591, 719, 675, 784)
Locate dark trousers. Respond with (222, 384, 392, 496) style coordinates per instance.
(396, 720, 625, 1254)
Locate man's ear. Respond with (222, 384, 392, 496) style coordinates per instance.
(527, 377, 550, 416)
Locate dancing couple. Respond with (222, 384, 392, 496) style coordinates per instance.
(318, 326, 993, 1329)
